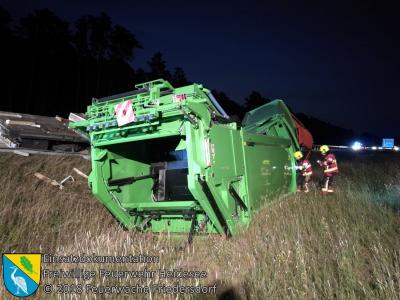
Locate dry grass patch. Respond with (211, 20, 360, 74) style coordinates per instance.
(0, 153, 399, 299)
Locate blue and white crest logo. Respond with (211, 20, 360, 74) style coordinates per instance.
(2, 254, 41, 297)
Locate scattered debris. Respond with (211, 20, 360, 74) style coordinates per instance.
(69, 112, 87, 122)
(0, 112, 22, 118)
(73, 168, 88, 179)
(34, 172, 75, 189)
(6, 119, 41, 128)
(0, 134, 18, 148)
(59, 175, 75, 186)
(34, 172, 63, 188)
(13, 150, 29, 157)
(0, 147, 90, 158)
(0, 110, 89, 151)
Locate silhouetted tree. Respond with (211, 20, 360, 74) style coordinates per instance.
(244, 91, 271, 111)
(76, 13, 110, 94)
(0, 6, 11, 32)
(147, 52, 171, 81)
(72, 13, 140, 100)
(109, 25, 141, 62)
(17, 10, 73, 113)
(0, 6, 365, 145)
(0, 7, 16, 111)
(18, 9, 72, 57)
(84, 13, 112, 60)
(73, 16, 91, 57)
(74, 14, 140, 62)
(211, 90, 244, 119)
(134, 68, 148, 84)
(0, 7, 144, 115)
(295, 113, 354, 145)
(171, 67, 190, 87)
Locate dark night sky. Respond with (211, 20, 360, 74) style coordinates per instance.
(2, 0, 400, 137)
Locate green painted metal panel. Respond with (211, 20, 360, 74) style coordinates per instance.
(70, 79, 300, 236)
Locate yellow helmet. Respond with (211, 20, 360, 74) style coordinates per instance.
(320, 145, 329, 154)
(294, 151, 303, 160)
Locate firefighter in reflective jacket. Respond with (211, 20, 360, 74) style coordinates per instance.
(317, 145, 339, 193)
(294, 151, 313, 193)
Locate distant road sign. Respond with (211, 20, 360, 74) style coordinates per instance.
(382, 138, 394, 148)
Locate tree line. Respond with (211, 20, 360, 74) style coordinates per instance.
(0, 6, 363, 144)
(0, 7, 270, 118)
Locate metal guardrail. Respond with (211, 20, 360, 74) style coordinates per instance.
(312, 144, 399, 152)
(312, 145, 349, 151)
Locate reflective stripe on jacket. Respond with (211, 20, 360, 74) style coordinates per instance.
(299, 159, 313, 176)
(323, 153, 338, 176)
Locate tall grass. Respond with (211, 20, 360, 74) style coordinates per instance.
(0, 153, 399, 299)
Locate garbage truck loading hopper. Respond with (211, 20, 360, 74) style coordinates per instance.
(70, 79, 300, 236)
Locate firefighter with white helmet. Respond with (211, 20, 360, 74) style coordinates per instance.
(294, 151, 313, 193)
(317, 145, 339, 194)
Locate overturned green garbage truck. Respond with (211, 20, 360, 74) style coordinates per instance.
(70, 79, 300, 236)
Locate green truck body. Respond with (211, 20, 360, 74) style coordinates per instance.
(70, 79, 299, 236)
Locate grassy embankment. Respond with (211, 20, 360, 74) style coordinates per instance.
(0, 153, 399, 299)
